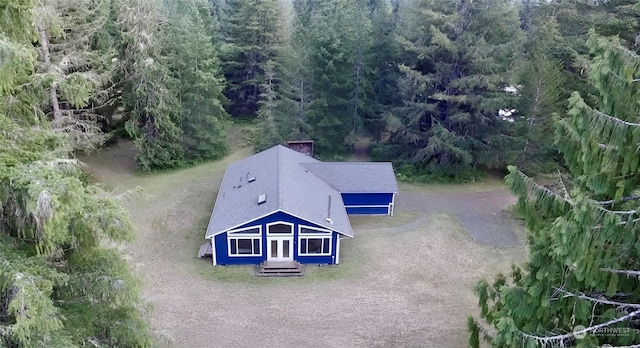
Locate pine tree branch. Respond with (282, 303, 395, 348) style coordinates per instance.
(593, 217, 640, 230)
(554, 287, 640, 309)
(600, 268, 640, 280)
(596, 195, 640, 205)
(597, 207, 638, 215)
(587, 106, 640, 128)
(513, 169, 572, 204)
(519, 309, 640, 345)
(557, 169, 571, 201)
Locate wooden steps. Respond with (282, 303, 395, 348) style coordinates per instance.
(255, 261, 304, 277)
(197, 242, 212, 258)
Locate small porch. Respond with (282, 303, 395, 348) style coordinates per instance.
(255, 260, 304, 277)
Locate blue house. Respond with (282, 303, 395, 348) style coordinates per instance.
(201, 145, 398, 266)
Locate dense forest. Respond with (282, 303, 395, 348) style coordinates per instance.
(1, 0, 639, 346)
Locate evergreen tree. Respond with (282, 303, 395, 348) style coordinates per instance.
(471, 33, 640, 347)
(120, 0, 228, 169)
(162, 0, 228, 163)
(255, 60, 284, 151)
(515, 15, 565, 173)
(302, 0, 374, 156)
(32, 0, 118, 150)
(0, 2, 151, 346)
(254, 0, 314, 147)
(379, 0, 524, 178)
(367, 0, 401, 139)
(221, 0, 285, 118)
(120, 0, 185, 170)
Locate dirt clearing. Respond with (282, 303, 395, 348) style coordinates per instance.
(82, 140, 527, 348)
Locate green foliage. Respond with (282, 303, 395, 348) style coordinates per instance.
(0, 113, 151, 347)
(254, 60, 285, 151)
(515, 16, 565, 174)
(123, 57, 185, 170)
(379, 0, 524, 179)
(162, 0, 228, 163)
(0, 3, 150, 345)
(121, 0, 227, 170)
(474, 34, 640, 347)
(221, 0, 285, 118)
(33, 0, 119, 150)
(467, 315, 480, 348)
(299, 0, 375, 156)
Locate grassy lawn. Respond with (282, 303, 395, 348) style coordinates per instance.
(81, 132, 527, 348)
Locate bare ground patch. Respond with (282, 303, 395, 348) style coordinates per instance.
(83, 140, 526, 348)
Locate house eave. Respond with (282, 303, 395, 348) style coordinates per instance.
(205, 208, 354, 239)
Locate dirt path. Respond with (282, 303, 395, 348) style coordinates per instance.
(82, 142, 526, 348)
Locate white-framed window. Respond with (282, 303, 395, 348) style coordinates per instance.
(228, 226, 261, 256)
(299, 226, 331, 235)
(266, 221, 294, 235)
(298, 225, 332, 256)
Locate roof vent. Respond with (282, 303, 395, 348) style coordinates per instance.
(325, 193, 332, 224)
(258, 194, 267, 205)
(247, 172, 256, 183)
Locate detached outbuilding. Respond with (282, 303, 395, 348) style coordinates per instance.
(201, 145, 398, 266)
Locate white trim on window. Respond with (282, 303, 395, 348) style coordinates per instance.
(298, 225, 332, 234)
(228, 226, 261, 235)
(266, 221, 294, 235)
(227, 225, 262, 257)
(298, 236, 332, 256)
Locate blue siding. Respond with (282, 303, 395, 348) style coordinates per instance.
(341, 192, 393, 206)
(346, 206, 390, 215)
(214, 232, 263, 265)
(341, 192, 394, 215)
(296, 231, 340, 265)
(213, 211, 341, 265)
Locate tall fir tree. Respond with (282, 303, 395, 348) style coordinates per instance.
(162, 0, 228, 163)
(255, 60, 284, 151)
(367, 0, 401, 140)
(379, 0, 524, 178)
(302, 0, 374, 156)
(121, 0, 228, 169)
(515, 15, 565, 173)
(0, 1, 151, 346)
(471, 33, 640, 347)
(221, 0, 285, 118)
(32, 0, 119, 150)
(120, 0, 185, 170)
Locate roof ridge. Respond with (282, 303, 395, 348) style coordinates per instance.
(277, 146, 282, 208)
(301, 163, 340, 191)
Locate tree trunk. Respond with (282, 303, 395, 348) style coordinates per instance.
(37, 23, 62, 121)
(353, 44, 361, 134)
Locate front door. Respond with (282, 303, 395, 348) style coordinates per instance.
(267, 237, 293, 261)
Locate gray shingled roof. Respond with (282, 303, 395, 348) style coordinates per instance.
(302, 162, 399, 193)
(205, 145, 355, 239)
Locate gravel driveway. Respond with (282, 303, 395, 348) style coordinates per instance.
(394, 190, 520, 246)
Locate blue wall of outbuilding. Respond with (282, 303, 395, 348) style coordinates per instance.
(341, 192, 394, 205)
(341, 192, 394, 215)
(213, 211, 341, 265)
(345, 206, 390, 215)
